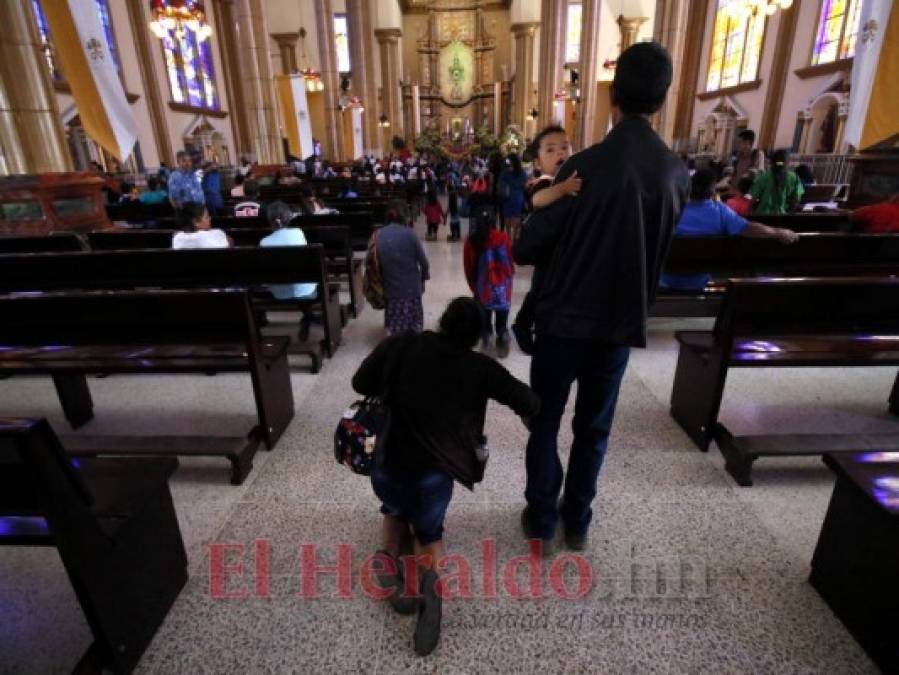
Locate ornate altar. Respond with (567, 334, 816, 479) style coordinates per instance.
(403, 0, 509, 140)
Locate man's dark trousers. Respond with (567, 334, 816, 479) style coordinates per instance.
(525, 333, 630, 539)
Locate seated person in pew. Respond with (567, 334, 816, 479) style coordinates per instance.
(724, 175, 755, 217)
(260, 201, 317, 340)
(850, 193, 899, 234)
(139, 177, 168, 205)
(230, 173, 246, 198)
(749, 149, 805, 215)
(172, 204, 232, 249)
(298, 186, 336, 215)
(234, 179, 262, 218)
(659, 169, 799, 292)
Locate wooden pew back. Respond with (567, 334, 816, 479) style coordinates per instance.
(715, 277, 899, 339)
(0, 232, 86, 254)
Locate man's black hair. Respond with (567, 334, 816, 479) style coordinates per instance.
(385, 198, 411, 225)
(689, 169, 717, 201)
(738, 129, 756, 143)
(737, 175, 755, 194)
(612, 42, 673, 115)
(439, 297, 485, 349)
(147, 176, 159, 191)
(525, 125, 566, 162)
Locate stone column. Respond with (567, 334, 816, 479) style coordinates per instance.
(271, 33, 299, 74)
(127, 0, 172, 165)
(652, 0, 690, 146)
(0, 1, 71, 173)
(671, 0, 710, 150)
(537, 0, 566, 127)
(233, 0, 282, 163)
(759, 0, 801, 150)
(211, 0, 251, 158)
(375, 28, 404, 144)
(575, 0, 601, 149)
(314, 0, 343, 161)
(347, 0, 380, 155)
(511, 22, 538, 131)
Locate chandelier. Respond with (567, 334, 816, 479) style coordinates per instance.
(727, 0, 793, 19)
(300, 68, 325, 93)
(149, 0, 213, 42)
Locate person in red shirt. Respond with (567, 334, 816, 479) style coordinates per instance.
(725, 176, 755, 217)
(851, 194, 899, 233)
(423, 192, 446, 240)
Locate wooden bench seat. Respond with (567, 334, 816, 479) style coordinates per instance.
(0, 417, 187, 673)
(0, 290, 295, 485)
(669, 277, 899, 486)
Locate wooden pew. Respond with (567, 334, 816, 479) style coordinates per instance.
(753, 212, 850, 232)
(106, 201, 174, 223)
(0, 232, 86, 253)
(0, 245, 341, 361)
(669, 277, 899, 486)
(810, 451, 899, 673)
(87, 226, 363, 320)
(0, 289, 294, 484)
(0, 417, 188, 673)
(653, 233, 899, 317)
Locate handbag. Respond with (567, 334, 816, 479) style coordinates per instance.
(363, 229, 386, 310)
(334, 335, 410, 476)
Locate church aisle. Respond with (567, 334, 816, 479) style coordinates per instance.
(0, 213, 886, 673)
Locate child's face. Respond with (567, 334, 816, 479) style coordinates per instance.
(535, 132, 571, 176)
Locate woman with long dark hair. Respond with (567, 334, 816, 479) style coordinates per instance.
(463, 205, 515, 358)
(749, 149, 804, 215)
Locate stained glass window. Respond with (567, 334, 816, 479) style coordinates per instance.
(159, 22, 219, 110)
(32, 0, 120, 81)
(812, 0, 862, 65)
(565, 3, 583, 64)
(334, 14, 350, 73)
(706, 0, 767, 92)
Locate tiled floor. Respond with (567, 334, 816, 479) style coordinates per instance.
(0, 212, 894, 673)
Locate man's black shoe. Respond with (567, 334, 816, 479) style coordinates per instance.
(413, 570, 442, 656)
(520, 507, 554, 558)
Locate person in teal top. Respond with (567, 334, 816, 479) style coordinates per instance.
(139, 177, 168, 204)
(749, 149, 804, 215)
(260, 201, 317, 300)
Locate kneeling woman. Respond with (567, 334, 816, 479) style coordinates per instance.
(351, 297, 539, 656)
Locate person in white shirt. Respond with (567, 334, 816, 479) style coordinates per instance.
(172, 204, 231, 249)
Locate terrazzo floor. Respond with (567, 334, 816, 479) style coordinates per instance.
(1, 210, 896, 674)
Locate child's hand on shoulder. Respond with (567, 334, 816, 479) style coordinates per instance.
(560, 170, 582, 196)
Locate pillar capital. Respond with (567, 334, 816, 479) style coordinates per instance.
(374, 28, 402, 44)
(616, 15, 649, 51)
(511, 21, 540, 37)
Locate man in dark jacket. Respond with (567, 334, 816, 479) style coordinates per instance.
(513, 42, 689, 553)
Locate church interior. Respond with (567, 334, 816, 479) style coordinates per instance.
(0, 0, 898, 672)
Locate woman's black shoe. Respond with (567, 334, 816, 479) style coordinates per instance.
(413, 570, 442, 656)
(374, 550, 418, 615)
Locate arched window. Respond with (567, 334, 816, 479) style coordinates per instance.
(706, 0, 767, 92)
(811, 0, 862, 65)
(334, 14, 350, 73)
(565, 3, 583, 65)
(160, 27, 219, 110)
(31, 0, 121, 83)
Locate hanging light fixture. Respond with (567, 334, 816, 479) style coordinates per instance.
(379, 114, 391, 128)
(149, 0, 213, 42)
(526, 108, 538, 121)
(296, 28, 324, 92)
